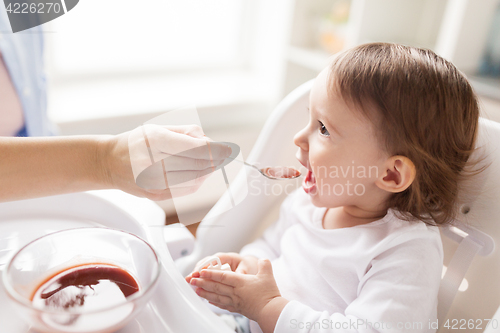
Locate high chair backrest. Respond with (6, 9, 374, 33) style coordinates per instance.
(175, 80, 500, 332)
(437, 117, 500, 331)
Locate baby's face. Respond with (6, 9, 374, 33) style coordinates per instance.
(294, 69, 388, 209)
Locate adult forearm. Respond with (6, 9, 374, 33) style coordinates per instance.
(0, 136, 111, 202)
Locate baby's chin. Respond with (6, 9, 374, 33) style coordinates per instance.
(306, 190, 344, 209)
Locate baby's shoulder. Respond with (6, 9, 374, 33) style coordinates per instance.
(377, 210, 443, 256)
(385, 211, 441, 238)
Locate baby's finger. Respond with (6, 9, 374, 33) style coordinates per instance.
(235, 263, 248, 274)
(195, 288, 233, 306)
(190, 278, 234, 296)
(200, 269, 243, 287)
(185, 271, 200, 283)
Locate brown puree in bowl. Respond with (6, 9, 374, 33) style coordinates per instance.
(31, 264, 139, 311)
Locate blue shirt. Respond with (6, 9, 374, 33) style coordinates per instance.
(0, 7, 55, 137)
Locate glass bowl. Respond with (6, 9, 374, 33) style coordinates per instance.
(2, 227, 161, 333)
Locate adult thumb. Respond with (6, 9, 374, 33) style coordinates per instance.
(257, 259, 273, 275)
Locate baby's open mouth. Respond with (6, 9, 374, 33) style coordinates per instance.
(302, 169, 316, 194)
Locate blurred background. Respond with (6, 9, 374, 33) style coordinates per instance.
(43, 0, 500, 223)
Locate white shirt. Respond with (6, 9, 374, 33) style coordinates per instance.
(240, 189, 443, 333)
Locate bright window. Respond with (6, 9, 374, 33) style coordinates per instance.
(47, 0, 245, 78)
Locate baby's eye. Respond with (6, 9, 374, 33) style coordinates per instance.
(318, 121, 330, 136)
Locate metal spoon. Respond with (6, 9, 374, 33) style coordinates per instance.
(241, 161, 302, 180)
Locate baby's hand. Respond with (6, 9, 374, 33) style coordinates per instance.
(190, 259, 281, 322)
(185, 252, 241, 283)
(234, 255, 259, 275)
(185, 253, 260, 283)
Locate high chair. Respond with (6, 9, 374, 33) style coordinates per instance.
(174, 79, 500, 332)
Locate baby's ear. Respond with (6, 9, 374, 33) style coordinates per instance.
(375, 156, 416, 193)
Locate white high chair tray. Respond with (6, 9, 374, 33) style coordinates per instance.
(0, 192, 176, 333)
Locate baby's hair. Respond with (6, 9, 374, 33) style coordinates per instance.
(327, 42, 479, 226)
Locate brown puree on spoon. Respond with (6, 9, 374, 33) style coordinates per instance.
(262, 167, 301, 179)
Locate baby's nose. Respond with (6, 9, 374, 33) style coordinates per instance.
(293, 129, 309, 151)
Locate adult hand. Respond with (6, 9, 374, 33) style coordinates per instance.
(101, 124, 232, 201)
(0, 124, 231, 203)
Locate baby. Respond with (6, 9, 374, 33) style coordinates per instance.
(185, 42, 480, 333)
